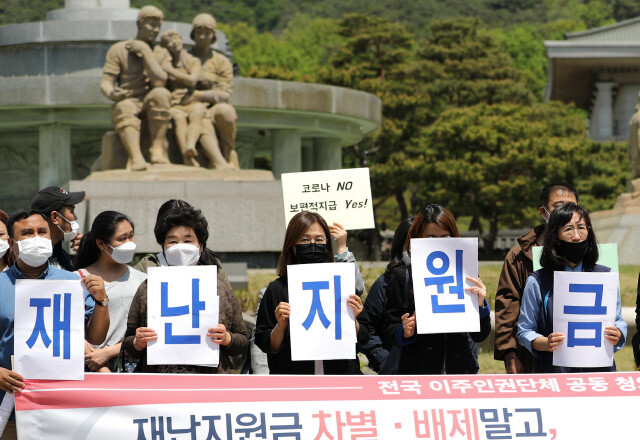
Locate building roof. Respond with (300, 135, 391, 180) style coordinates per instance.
(545, 17, 640, 107)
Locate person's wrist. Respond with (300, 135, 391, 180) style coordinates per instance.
(334, 247, 349, 258)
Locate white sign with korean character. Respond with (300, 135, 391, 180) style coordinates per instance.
(288, 262, 357, 361)
(410, 238, 480, 334)
(281, 168, 374, 230)
(553, 271, 618, 368)
(14, 279, 85, 380)
(147, 266, 219, 366)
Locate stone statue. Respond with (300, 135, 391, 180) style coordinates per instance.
(100, 5, 172, 171)
(160, 30, 234, 169)
(186, 13, 239, 169)
(629, 92, 640, 179)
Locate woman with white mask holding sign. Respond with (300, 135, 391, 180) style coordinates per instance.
(123, 203, 248, 373)
(254, 211, 368, 375)
(517, 202, 626, 373)
(76, 211, 146, 372)
(383, 204, 490, 375)
(134, 199, 228, 283)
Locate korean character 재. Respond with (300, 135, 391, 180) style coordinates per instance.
(450, 379, 473, 394)
(378, 380, 400, 395)
(473, 379, 495, 394)
(336, 411, 377, 439)
(269, 413, 302, 440)
(493, 378, 518, 393)
(302, 184, 311, 193)
(479, 408, 513, 440)
(399, 380, 422, 394)
(328, 201, 337, 210)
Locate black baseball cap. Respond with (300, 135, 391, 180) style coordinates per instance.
(30, 186, 86, 214)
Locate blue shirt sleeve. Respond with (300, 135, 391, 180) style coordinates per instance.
(614, 287, 627, 352)
(517, 275, 543, 357)
(84, 289, 95, 324)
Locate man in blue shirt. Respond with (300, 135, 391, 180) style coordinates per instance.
(0, 209, 109, 438)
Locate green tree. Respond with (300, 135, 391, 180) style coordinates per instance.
(412, 102, 627, 254)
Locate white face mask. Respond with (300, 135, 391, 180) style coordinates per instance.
(17, 236, 53, 267)
(541, 206, 551, 223)
(56, 214, 80, 242)
(108, 241, 136, 264)
(164, 243, 201, 266)
(0, 239, 9, 259)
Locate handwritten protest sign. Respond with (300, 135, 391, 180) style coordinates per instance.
(14, 279, 85, 380)
(410, 238, 480, 334)
(281, 168, 374, 230)
(288, 262, 356, 361)
(553, 271, 618, 368)
(147, 266, 219, 366)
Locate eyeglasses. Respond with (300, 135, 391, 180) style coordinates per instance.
(560, 224, 590, 238)
(297, 237, 326, 245)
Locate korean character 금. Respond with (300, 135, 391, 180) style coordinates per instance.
(328, 200, 337, 210)
(269, 413, 303, 440)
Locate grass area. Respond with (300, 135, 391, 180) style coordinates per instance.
(236, 264, 640, 314)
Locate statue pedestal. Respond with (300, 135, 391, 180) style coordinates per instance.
(69, 166, 285, 267)
(591, 178, 640, 264)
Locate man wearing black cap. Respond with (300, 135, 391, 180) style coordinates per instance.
(30, 186, 86, 272)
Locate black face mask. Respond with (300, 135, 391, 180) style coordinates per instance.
(558, 240, 590, 264)
(295, 243, 327, 264)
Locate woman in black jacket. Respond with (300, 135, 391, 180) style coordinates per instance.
(254, 211, 368, 374)
(383, 204, 491, 374)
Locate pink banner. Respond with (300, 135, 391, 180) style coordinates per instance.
(14, 372, 640, 439)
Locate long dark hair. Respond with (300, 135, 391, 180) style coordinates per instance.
(76, 211, 133, 269)
(540, 202, 599, 271)
(154, 202, 220, 266)
(384, 217, 414, 278)
(276, 211, 334, 277)
(404, 204, 459, 254)
(0, 209, 15, 268)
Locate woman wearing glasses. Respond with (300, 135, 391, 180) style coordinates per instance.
(517, 202, 626, 373)
(382, 204, 490, 375)
(254, 211, 368, 374)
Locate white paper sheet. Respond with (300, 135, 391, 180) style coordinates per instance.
(288, 262, 357, 361)
(147, 266, 219, 366)
(14, 279, 85, 380)
(410, 238, 480, 334)
(553, 271, 618, 368)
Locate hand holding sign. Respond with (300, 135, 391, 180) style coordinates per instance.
(0, 369, 23, 394)
(133, 327, 158, 351)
